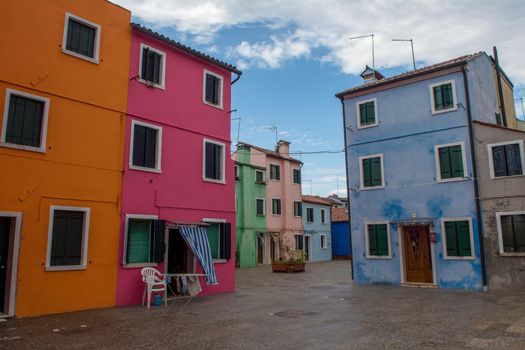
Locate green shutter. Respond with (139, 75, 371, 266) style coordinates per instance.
(359, 103, 367, 125)
(376, 224, 389, 256)
(456, 221, 472, 257)
(450, 145, 464, 178)
(433, 86, 444, 110)
(363, 158, 372, 187)
(513, 215, 525, 253)
(371, 157, 382, 186)
(368, 225, 377, 256)
(127, 219, 151, 264)
(443, 84, 454, 109)
(501, 215, 515, 252)
(366, 102, 376, 124)
(439, 147, 452, 179)
(445, 221, 458, 256)
(207, 224, 220, 260)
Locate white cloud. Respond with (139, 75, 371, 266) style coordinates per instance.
(115, 0, 525, 84)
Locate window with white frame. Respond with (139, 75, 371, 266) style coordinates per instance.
(272, 198, 281, 215)
(435, 142, 467, 182)
(321, 208, 327, 224)
(204, 220, 231, 261)
(441, 218, 474, 259)
(234, 165, 240, 180)
(292, 168, 301, 184)
(47, 206, 90, 270)
(356, 98, 378, 128)
(255, 170, 265, 183)
(203, 139, 225, 183)
(125, 216, 156, 265)
(270, 164, 280, 181)
(488, 140, 524, 178)
(130, 120, 162, 172)
(306, 207, 314, 223)
(139, 44, 166, 89)
(203, 70, 223, 108)
(430, 80, 457, 114)
(62, 13, 101, 63)
(320, 234, 327, 249)
(365, 222, 390, 258)
(256, 198, 265, 216)
(496, 212, 525, 254)
(1, 89, 50, 152)
(359, 154, 384, 189)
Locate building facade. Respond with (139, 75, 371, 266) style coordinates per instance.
(115, 25, 241, 306)
(301, 196, 332, 262)
(0, 0, 131, 317)
(331, 207, 352, 259)
(336, 52, 516, 290)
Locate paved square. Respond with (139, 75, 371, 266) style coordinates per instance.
(2, 261, 525, 349)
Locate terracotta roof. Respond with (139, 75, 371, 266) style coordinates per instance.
(331, 207, 349, 222)
(131, 23, 242, 75)
(301, 195, 334, 206)
(473, 120, 525, 134)
(335, 53, 482, 99)
(237, 142, 302, 164)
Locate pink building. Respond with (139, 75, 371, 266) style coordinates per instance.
(116, 24, 241, 306)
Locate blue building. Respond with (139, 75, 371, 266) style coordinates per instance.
(301, 195, 333, 262)
(336, 52, 508, 290)
(331, 207, 351, 259)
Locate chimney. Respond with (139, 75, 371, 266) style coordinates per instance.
(360, 65, 384, 84)
(276, 140, 290, 157)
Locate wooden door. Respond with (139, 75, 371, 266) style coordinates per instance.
(0, 218, 11, 312)
(304, 236, 311, 261)
(403, 225, 433, 283)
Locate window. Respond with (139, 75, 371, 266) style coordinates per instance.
(270, 164, 280, 181)
(366, 223, 390, 258)
(430, 80, 457, 114)
(62, 13, 100, 63)
(442, 219, 474, 259)
(320, 234, 327, 249)
(293, 169, 301, 184)
(203, 139, 225, 183)
(256, 199, 265, 216)
(130, 120, 162, 172)
(295, 235, 304, 250)
(488, 140, 524, 178)
(497, 212, 525, 255)
(293, 201, 302, 217)
(139, 44, 166, 89)
(234, 165, 240, 180)
(1, 89, 50, 152)
(356, 98, 378, 128)
(272, 198, 281, 215)
(124, 215, 165, 266)
(306, 207, 314, 223)
(46, 206, 90, 270)
(255, 170, 265, 184)
(359, 154, 384, 189)
(435, 142, 466, 182)
(204, 220, 231, 261)
(203, 70, 223, 108)
(321, 209, 327, 224)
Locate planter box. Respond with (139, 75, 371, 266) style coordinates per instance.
(271, 262, 305, 273)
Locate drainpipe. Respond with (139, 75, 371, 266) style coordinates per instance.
(493, 47, 507, 128)
(339, 97, 354, 280)
(462, 67, 488, 290)
(231, 72, 242, 85)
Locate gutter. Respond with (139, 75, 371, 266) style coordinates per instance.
(231, 72, 242, 85)
(462, 67, 488, 290)
(338, 97, 354, 280)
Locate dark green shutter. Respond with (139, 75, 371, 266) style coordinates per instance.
(445, 222, 458, 256)
(368, 225, 377, 256)
(153, 220, 166, 263)
(433, 86, 444, 110)
(66, 19, 95, 58)
(6, 95, 44, 148)
(377, 224, 389, 256)
(501, 215, 515, 252)
(450, 145, 464, 178)
(363, 158, 372, 187)
(366, 102, 375, 124)
(443, 84, 454, 109)
(144, 127, 157, 168)
(456, 221, 472, 257)
(359, 103, 367, 125)
(220, 223, 231, 260)
(513, 215, 525, 253)
(205, 142, 222, 180)
(50, 210, 83, 266)
(127, 219, 151, 264)
(371, 157, 382, 186)
(207, 224, 220, 259)
(132, 125, 146, 167)
(439, 147, 452, 179)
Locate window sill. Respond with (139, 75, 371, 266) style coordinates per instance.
(491, 174, 525, 180)
(213, 259, 228, 264)
(61, 48, 99, 64)
(0, 142, 46, 153)
(122, 262, 158, 269)
(431, 107, 458, 115)
(45, 265, 87, 272)
(499, 252, 525, 257)
(137, 78, 165, 90)
(270, 179, 280, 182)
(203, 177, 226, 185)
(443, 256, 475, 260)
(365, 255, 392, 260)
(256, 214, 266, 217)
(129, 165, 162, 173)
(202, 100, 223, 110)
(360, 185, 385, 191)
(357, 123, 379, 130)
(272, 214, 281, 217)
(436, 177, 468, 184)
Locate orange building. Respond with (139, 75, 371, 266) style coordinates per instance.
(0, 0, 131, 317)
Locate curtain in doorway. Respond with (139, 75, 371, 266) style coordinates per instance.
(179, 226, 218, 285)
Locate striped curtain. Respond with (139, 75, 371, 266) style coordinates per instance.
(179, 226, 218, 285)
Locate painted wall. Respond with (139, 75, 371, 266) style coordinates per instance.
(0, 0, 131, 317)
(116, 30, 236, 306)
(234, 147, 267, 267)
(344, 69, 484, 290)
(303, 202, 332, 262)
(473, 122, 525, 290)
(332, 221, 351, 258)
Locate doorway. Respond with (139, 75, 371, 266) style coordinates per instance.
(304, 235, 311, 261)
(257, 233, 264, 264)
(402, 225, 433, 284)
(166, 228, 195, 274)
(0, 212, 21, 317)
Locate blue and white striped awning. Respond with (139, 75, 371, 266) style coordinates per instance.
(179, 226, 218, 285)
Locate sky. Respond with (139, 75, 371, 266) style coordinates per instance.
(114, 0, 525, 196)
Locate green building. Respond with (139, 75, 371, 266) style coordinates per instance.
(235, 144, 267, 267)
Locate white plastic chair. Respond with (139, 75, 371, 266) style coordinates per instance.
(141, 267, 167, 308)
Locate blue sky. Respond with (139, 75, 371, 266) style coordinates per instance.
(116, 0, 525, 196)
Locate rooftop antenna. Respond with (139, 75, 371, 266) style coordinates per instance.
(349, 34, 375, 74)
(264, 124, 278, 144)
(392, 38, 416, 70)
(229, 109, 241, 144)
(306, 179, 313, 195)
(336, 177, 339, 195)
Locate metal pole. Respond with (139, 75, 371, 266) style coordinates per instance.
(371, 34, 375, 73)
(410, 39, 416, 70)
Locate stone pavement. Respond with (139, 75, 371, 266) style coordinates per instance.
(2, 261, 525, 349)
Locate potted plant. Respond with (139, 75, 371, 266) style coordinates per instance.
(271, 247, 305, 273)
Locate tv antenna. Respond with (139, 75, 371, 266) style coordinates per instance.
(264, 124, 278, 144)
(392, 38, 416, 70)
(349, 34, 375, 73)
